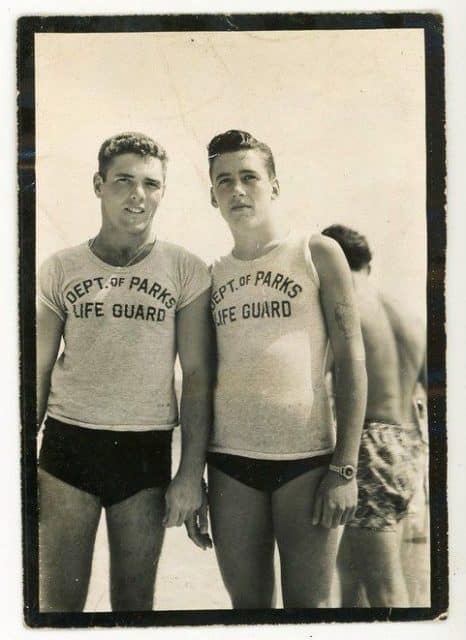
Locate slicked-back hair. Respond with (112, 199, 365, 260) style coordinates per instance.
(322, 224, 372, 271)
(97, 132, 168, 180)
(207, 129, 276, 179)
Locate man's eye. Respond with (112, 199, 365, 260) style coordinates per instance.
(244, 175, 257, 181)
(116, 178, 130, 183)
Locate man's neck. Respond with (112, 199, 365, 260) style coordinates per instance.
(91, 228, 155, 266)
(351, 267, 370, 284)
(232, 221, 289, 260)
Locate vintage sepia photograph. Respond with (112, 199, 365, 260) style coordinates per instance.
(17, 12, 446, 627)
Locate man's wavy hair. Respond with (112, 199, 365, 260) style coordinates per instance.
(97, 132, 168, 180)
(322, 224, 372, 271)
(207, 129, 276, 179)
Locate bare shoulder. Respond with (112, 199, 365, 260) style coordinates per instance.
(309, 233, 348, 275)
(309, 233, 340, 257)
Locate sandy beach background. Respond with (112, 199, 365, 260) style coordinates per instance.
(83, 426, 430, 611)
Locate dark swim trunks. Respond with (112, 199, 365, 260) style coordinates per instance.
(39, 416, 172, 507)
(348, 421, 425, 531)
(207, 451, 332, 493)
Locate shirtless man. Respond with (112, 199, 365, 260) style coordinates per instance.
(206, 130, 367, 608)
(37, 132, 212, 612)
(322, 224, 427, 607)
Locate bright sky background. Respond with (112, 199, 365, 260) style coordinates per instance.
(4, 1, 466, 638)
(36, 28, 426, 319)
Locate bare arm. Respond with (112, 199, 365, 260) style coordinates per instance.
(177, 288, 214, 480)
(37, 302, 64, 430)
(313, 236, 367, 465)
(163, 289, 214, 547)
(310, 236, 367, 528)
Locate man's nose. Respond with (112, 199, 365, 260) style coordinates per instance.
(130, 183, 145, 200)
(232, 180, 246, 195)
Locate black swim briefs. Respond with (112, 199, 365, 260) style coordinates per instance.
(207, 451, 332, 493)
(39, 416, 172, 507)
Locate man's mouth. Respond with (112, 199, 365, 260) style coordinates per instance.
(231, 203, 251, 211)
(125, 207, 145, 214)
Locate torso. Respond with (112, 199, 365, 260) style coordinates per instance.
(210, 233, 335, 460)
(355, 280, 425, 425)
(357, 284, 402, 423)
(39, 239, 210, 431)
(379, 293, 426, 424)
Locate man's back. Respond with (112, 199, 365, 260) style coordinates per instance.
(354, 275, 426, 425)
(354, 277, 402, 423)
(380, 293, 426, 425)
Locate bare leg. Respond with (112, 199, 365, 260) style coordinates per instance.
(337, 528, 369, 607)
(207, 465, 276, 608)
(38, 469, 101, 612)
(341, 525, 409, 607)
(273, 466, 340, 608)
(401, 508, 430, 606)
(105, 487, 166, 611)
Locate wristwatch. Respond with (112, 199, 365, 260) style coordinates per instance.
(328, 463, 356, 481)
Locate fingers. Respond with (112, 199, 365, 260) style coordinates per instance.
(185, 514, 212, 550)
(163, 497, 187, 528)
(342, 505, 357, 525)
(185, 516, 204, 549)
(198, 501, 209, 535)
(164, 508, 190, 528)
(162, 504, 178, 528)
(331, 506, 344, 529)
(320, 500, 334, 529)
(317, 501, 353, 529)
(163, 485, 200, 527)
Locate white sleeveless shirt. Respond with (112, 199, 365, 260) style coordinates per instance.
(210, 234, 335, 460)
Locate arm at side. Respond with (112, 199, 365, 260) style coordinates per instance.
(163, 289, 215, 528)
(176, 288, 215, 481)
(311, 235, 367, 467)
(36, 302, 64, 430)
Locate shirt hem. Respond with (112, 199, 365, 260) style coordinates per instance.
(207, 445, 335, 461)
(47, 412, 179, 432)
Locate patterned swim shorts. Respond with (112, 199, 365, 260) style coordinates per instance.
(348, 421, 426, 531)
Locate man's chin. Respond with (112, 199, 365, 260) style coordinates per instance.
(125, 216, 155, 233)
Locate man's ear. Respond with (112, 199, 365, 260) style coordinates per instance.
(93, 172, 104, 198)
(271, 177, 280, 200)
(210, 187, 218, 208)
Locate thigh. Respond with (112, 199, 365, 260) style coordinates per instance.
(105, 487, 166, 611)
(273, 466, 340, 607)
(38, 468, 102, 612)
(207, 464, 276, 608)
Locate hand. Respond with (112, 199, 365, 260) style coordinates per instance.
(185, 481, 212, 550)
(163, 473, 202, 528)
(311, 470, 358, 528)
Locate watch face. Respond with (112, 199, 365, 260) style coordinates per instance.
(343, 465, 355, 480)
